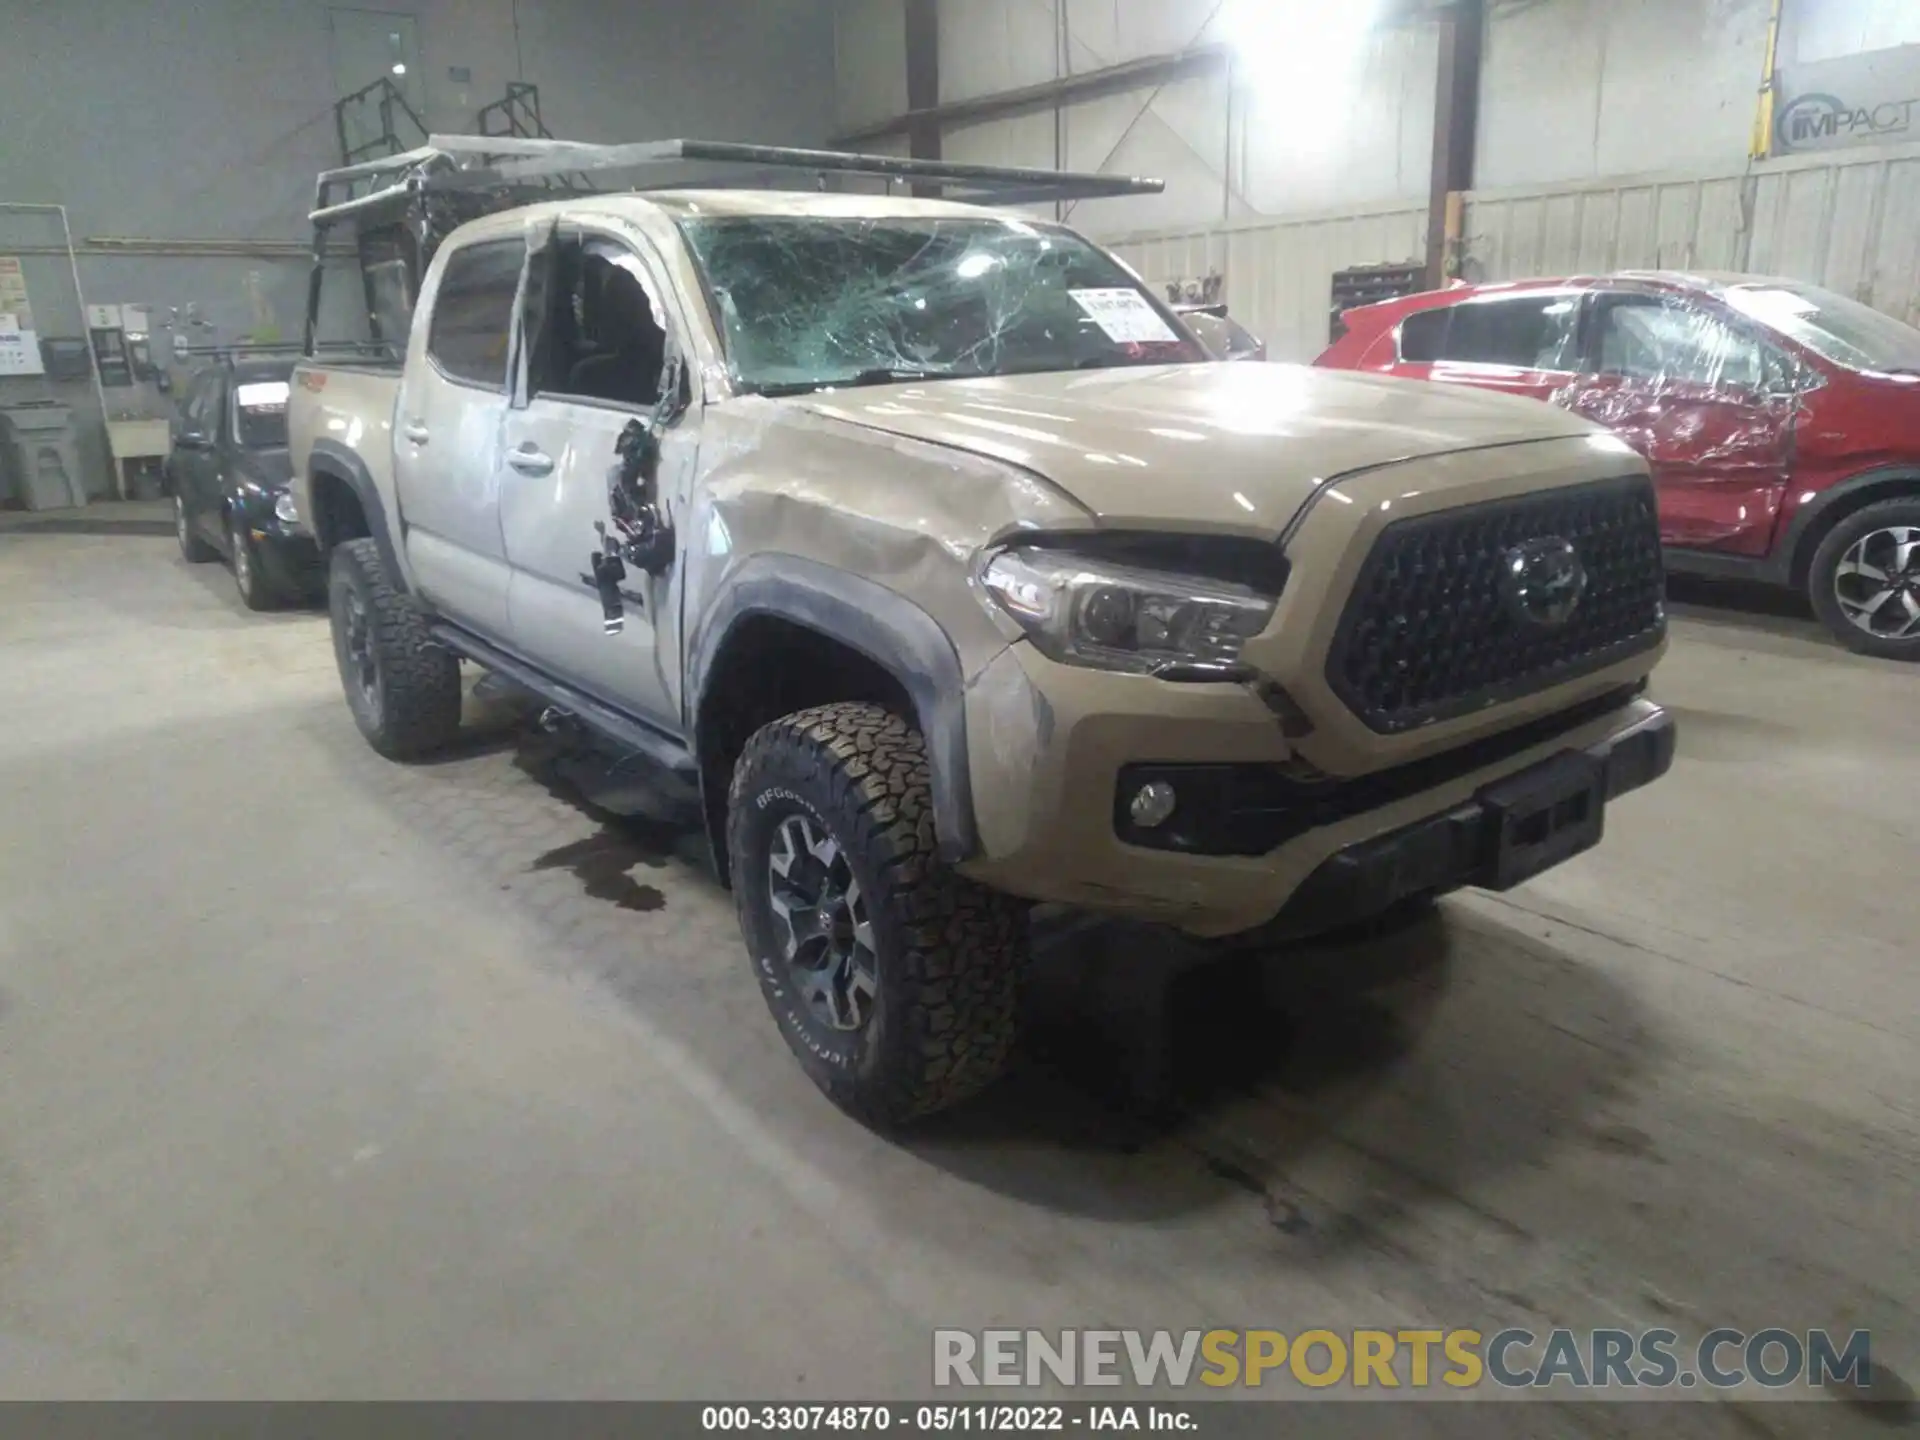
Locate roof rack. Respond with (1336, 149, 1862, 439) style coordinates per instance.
(310, 135, 1166, 229)
(173, 340, 387, 363)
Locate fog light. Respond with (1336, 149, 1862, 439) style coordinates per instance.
(1129, 780, 1178, 829)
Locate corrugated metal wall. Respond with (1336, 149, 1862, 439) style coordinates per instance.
(1108, 140, 1920, 361)
(1109, 202, 1428, 365)
(835, 0, 1770, 234)
(1466, 143, 1920, 326)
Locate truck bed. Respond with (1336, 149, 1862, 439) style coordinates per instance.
(288, 358, 407, 584)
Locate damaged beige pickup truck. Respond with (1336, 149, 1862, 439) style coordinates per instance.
(290, 140, 1674, 1126)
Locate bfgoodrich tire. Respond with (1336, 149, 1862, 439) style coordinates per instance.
(728, 702, 1026, 1127)
(1808, 498, 1920, 660)
(327, 537, 463, 758)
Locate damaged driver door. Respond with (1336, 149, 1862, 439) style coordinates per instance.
(499, 219, 695, 730)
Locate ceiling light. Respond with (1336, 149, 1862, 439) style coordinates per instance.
(391, 61, 407, 75)
(1221, 0, 1382, 102)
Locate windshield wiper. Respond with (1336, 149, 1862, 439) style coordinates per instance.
(1072, 353, 1196, 372)
(754, 367, 980, 398)
(844, 367, 968, 386)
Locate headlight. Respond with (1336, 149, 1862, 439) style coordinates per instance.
(980, 546, 1278, 673)
(273, 492, 300, 524)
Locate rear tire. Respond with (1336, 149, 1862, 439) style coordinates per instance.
(327, 537, 463, 758)
(175, 494, 216, 563)
(728, 702, 1026, 1127)
(1808, 499, 1920, 660)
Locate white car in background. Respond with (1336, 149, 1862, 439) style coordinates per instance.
(1176, 303, 1268, 362)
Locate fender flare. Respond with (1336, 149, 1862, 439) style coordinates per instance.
(308, 438, 408, 593)
(1779, 465, 1920, 586)
(688, 555, 978, 863)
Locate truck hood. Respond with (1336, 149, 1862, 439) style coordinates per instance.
(799, 363, 1600, 532)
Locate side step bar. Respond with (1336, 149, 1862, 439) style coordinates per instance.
(429, 622, 699, 786)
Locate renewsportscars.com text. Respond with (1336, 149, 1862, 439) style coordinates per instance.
(933, 1327, 1872, 1392)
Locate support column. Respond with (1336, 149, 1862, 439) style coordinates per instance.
(1425, 0, 1484, 288)
(905, 0, 941, 193)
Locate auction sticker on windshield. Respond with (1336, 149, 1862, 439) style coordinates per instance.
(236, 381, 290, 410)
(1071, 289, 1179, 344)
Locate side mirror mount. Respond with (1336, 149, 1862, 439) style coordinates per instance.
(655, 351, 691, 424)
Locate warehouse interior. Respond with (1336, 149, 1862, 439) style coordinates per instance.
(1, 0, 1918, 1424)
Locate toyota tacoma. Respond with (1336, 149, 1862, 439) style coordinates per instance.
(288, 139, 1675, 1125)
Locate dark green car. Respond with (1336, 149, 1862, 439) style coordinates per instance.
(168, 358, 322, 610)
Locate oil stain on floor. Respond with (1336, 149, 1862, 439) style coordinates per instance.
(528, 830, 669, 913)
(512, 736, 684, 914)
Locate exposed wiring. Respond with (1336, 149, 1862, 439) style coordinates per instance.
(1054, 0, 1068, 219)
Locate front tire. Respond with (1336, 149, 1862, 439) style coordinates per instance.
(327, 537, 463, 758)
(230, 522, 282, 612)
(728, 702, 1026, 1127)
(1808, 499, 1920, 660)
(176, 494, 216, 563)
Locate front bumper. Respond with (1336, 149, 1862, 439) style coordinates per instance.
(959, 635, 1673, 936)
(240, 512, 323, 595)
(1253, 701, 1673, 942)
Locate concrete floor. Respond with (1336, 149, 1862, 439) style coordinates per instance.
(1, 516, 1916, 1427)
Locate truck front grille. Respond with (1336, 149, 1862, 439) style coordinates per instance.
(1327, 477, 1665, 734)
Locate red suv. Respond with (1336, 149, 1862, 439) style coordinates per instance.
(1317, 272, 1920, 659)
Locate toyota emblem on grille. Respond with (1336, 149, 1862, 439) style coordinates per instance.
(1501, 537, 1587, 628)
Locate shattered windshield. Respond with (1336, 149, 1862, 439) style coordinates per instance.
(1723, 282, 1920, 374)
(676, 215, 1207, 396)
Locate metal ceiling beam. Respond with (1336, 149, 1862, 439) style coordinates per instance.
(833, 43, 1233, 145)
(904, 0, 941, 194)
(904, 0, 941, 158)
